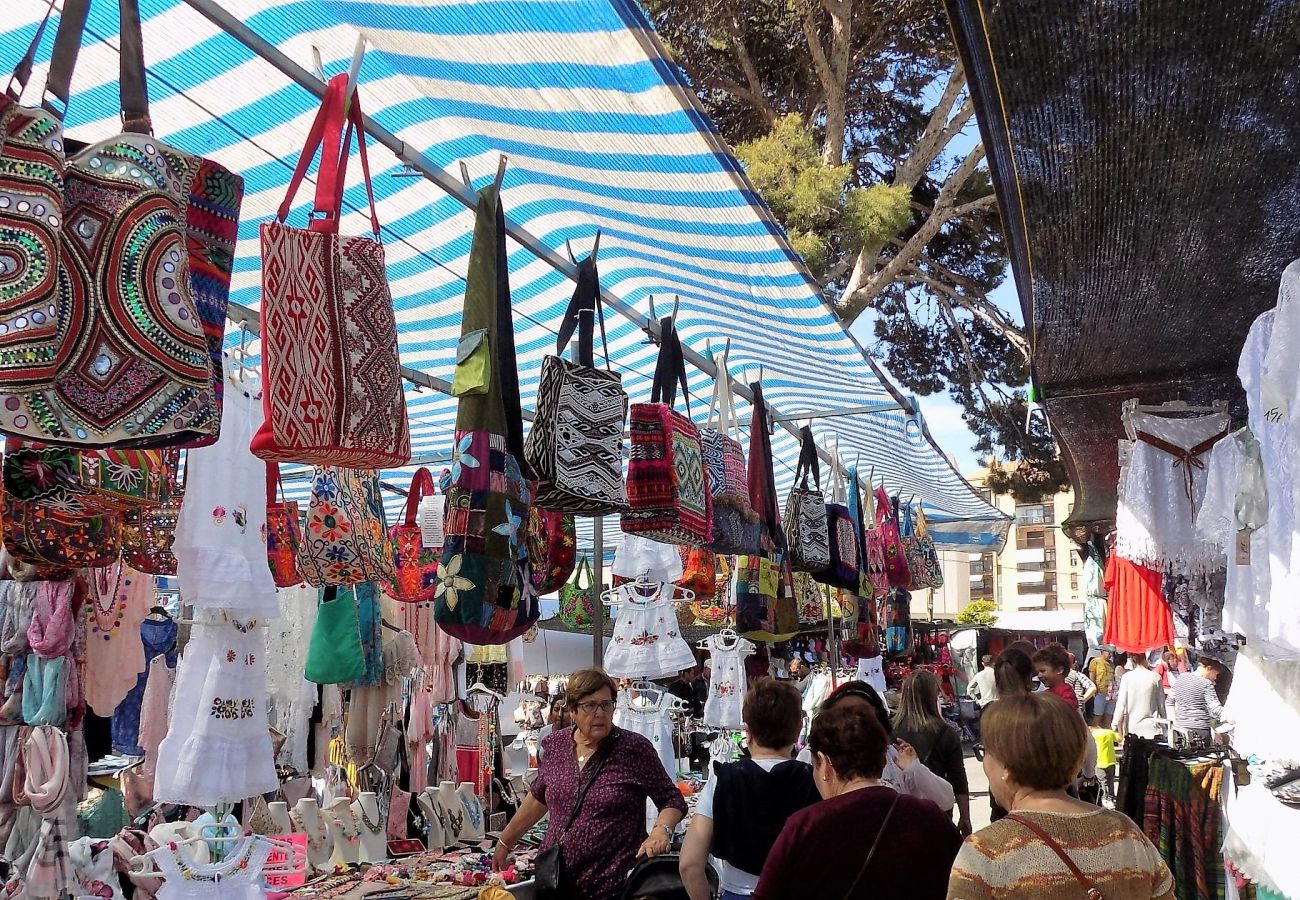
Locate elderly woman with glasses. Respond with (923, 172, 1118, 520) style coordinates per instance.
(493, 668, 686, 899)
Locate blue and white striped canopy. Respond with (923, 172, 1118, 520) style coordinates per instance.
(0, 0, 1009, 550)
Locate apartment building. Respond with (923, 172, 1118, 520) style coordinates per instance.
(962, 468, 1085, 614)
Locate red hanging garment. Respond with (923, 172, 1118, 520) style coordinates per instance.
(1102, 554, 1174, 653)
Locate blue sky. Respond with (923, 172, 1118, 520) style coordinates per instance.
(843, 101, 1023, 478)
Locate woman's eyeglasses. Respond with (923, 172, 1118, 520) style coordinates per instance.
(575, 700, 616, 714)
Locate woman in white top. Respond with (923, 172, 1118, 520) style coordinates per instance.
(794, 681, 956, 811)
(1111, 653, 1167, 739)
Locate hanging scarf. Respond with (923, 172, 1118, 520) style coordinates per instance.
(22, 658, 67, 727)
(0, 585, 36, 655)
(23, 725, 73, 899)
(26, 583, 76, 660)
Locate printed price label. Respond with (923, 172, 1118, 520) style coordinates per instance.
(264, 833, 307, 889)
(420, 496, 445, 548)
(1235, 529, 1252, 566)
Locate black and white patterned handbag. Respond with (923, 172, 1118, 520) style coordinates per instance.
(524, 256, 629, 515)
(699, 345, 761, 554)
(785, 425, 832, 573)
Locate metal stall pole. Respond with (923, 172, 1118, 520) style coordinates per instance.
(592, 516, 605, 667)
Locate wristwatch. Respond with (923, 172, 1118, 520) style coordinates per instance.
(657, 824, 674, 841)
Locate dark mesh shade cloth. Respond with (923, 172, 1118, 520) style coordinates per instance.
(942, 0, 1300, 533)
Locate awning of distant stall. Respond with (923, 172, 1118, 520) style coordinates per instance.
(0, 0, 1009, 549)
(942, 0, 1300, 536)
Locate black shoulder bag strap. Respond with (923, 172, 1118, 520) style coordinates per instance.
(796, 425, 821, 492)
(556, 733, 614, 843)
(553, 256, 610, 369)
(650, 317, 690, 415)
(841, 791, 900, 899)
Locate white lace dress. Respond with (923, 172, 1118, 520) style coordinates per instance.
(172, 383, 279, 619)
(153, 616, 279, 806)
(702, 634, 755, 728)
(265, 585, 318, 773)
(604, 583, 695, 679)
(152, 836, 272, 900)
(1194, 433, 1268, 639)
(1116, 410, 1231, 573)
(611, 535, 683, 582)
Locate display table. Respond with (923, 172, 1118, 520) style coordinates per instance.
(1222, 769, 1300, 898)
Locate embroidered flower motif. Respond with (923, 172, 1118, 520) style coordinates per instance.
(226, 650, 237, 663)
(436, 554, 473, 610)
(324, 545, 349, 563)
(106, 460, 143, 491)
(234, 504, 247, 534)
(316, 471, 339, 501)
(630, 629, 659, 646)
(493, 502, 522, 554)
(312, 503, 352, 542)
(449, 434, 480, 483)
(20, 457, 56, 488)
(212, 506, 226, 526)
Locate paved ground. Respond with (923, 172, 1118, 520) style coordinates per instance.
(964, 748, 994, 831)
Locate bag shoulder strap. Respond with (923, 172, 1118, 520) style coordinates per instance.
(557, 731, 614, 841)
(1006, 814, 1105, 899)
(707, 347, 737, 437)
(326, 88, 381, 236)
(554, 257, 609, 368)
(402, 468, 435, 528)
(841, 790, 900, 899)
(794, 426, 821, 492)
(650, 319, 690, 414)
(42, 0, 92, 115)
(277, 74, 347, 225)
(8, 0, 57, 101)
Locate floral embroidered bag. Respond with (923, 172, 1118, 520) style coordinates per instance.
(298, 466, 391, 588)
(822, 449, 862, 591)
(435, 185, 538, 645)
(902, 501, 944, 590)
(875, 486, 911, 588)
(2, 493, 121, 568)
(264, 463, 303, 588)
(557, 556, 595, 629)
(386, 467, 440, 602)
(527, 504, 576, 597)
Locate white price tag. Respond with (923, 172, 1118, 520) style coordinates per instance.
(420, 496, 445, 549)
(1235, 529, 1252, 566)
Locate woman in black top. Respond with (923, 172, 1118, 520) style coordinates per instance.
(891, 669, 972, 835)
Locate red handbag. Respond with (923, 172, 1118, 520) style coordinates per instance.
(874, 487, 911, 589)
(251, 74, 410, 468)
(386, 467, 440, 602)
(265, 463, 303, 589)
(528, 504, 576, 596)
(678, 546, 717, 601)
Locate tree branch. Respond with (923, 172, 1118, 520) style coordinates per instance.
(900, 269, 1030, 360)
(895, 65, 968, 187)
(838, 143, 987, 320)
(722, 0, 778, 126)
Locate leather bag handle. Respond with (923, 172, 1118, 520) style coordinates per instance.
(401, 468, 435, 528)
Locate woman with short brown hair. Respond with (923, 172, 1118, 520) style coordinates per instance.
(754, 702, 961, 899)
(948, 694, 1174, 899)
(493, 668, 686, 899)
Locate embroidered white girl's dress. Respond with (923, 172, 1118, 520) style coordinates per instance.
(702, 633, 755, 728)
(604, 583, 695, 679)
(172, 378, 278, 620)
(614, 695, 676, 775)
(152, 836, 272, 900)
(153, 617, 278, 806)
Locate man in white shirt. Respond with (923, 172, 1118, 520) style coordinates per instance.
(967, 655, 998, 707)
(1112, 652, 1167, 739)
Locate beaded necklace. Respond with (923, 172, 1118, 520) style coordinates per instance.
(289, 809, 328, 854)
(89, 564, 127, 639)
(357, 801, 384, 834)
(331, 806, 360, 845)
(170, 836, 258, 882)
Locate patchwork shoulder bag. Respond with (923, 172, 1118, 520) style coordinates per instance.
(700, 346, 760, 554)
(902, 501, 944, 590)
(121, 452, 183, 575)
(784, 426, 831, 574)
(3, 493, 121, 568)
(557, 555, 595, 629)
(621, 318, 713, 546)
(0, 0, 228, 448)
(875, 486, 911, 588)
(298, 466, 392, 588)
(527, 504, 576, 597)
(252, 74, 410, 468)
(524, 256, 628, 515)
(386, 467, 440, 603)
(435, 185, 538, 645)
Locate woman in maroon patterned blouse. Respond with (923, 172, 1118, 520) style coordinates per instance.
(494, 668, 686, 899)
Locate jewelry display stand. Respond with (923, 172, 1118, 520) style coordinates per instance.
(325, 797, 361, 867)
(416, 790, 447, 852)
(352, 791, 388, 863)
(268, 801, 292, 836)
(435, 781, 463, 845)
(291, 798, 334, 871)
(455, 782, 485, 844)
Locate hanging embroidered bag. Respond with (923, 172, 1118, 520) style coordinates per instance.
(251, 74, 410, 468)
(2, 441, 173, 514)
(557, 556, 595, 629)
(735, 381, 799, 641)
(902, 501, 944, 590)
(0, 0, 223, 448)
(524, 256, 628, 515)
(304, 586, 366, 685)
(298, 466, 392, 588)
(700, 345, 761, 555)
(678, 546, 716, 601)
(120, 454, 183, 575)
(384, 467, 441, 602)
(435, 185, 538, 645)
(784, 426, 831, 574)
(2, 494, 121, 568)
(527, 504, 576, 597)
(264, 463, 303, 588)
(822, 451, 861, 591)
(875, 486, 911, 588)
(794, 571, 823, 625)
(622, 318, 712, 545)
(884, 587, 913, 656)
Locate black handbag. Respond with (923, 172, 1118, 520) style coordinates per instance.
(535, 739, 613, 897)
(619, 853, 717, 900)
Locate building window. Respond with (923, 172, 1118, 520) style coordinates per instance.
(1070, 574, 1079, 592)
(1019, 529, 1046, 549)
(1015, 503, 1055, 526)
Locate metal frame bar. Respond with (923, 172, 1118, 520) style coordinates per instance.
(182, 0, 908, 477)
